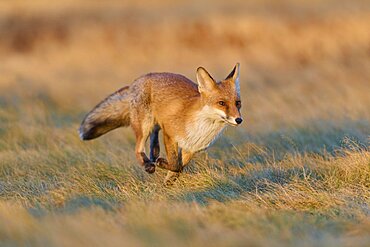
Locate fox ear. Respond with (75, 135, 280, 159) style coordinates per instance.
(225, 63, 240, 81)
(225, 63, 240, 93)
(196, 67, 217, 94)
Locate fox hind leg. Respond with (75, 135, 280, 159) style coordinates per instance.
(150, 125, 160, 162)
(132, 118, 156, 174)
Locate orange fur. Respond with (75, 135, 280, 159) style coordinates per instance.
(79, 64, 243, 183)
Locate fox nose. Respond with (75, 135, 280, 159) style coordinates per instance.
(235, 118, 243, 125)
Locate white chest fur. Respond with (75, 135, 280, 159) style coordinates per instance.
(177, 106, 226, 152)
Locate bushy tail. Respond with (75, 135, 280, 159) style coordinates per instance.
(79, 86, 131, 140)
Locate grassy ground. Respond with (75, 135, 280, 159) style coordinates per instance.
(0, 0, 369, 246)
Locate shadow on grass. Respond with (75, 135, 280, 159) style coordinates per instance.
(179, 167, 306, 204)
(216, 118, 369, 162)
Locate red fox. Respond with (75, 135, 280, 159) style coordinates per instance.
(79, 64, 243, 183)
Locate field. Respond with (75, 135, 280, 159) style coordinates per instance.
(0, 0, 369, 246)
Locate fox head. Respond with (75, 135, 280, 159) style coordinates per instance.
(196, 63, 243, 126)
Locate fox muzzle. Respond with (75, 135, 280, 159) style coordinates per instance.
(235, 118, 243, 124)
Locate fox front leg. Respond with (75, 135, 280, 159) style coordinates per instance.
(156, 132, 182, 172)
(164, 150, 194, 185)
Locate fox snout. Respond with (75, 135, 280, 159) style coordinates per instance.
(225, 106, 242, 126)
(235, 117, 243, 124)
(225, 115, 243, 126)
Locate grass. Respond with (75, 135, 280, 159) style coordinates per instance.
(0, 0, 369, 246)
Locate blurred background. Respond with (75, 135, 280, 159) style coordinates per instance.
(0, 1, 370, 246)
(1, 0, 369, 133)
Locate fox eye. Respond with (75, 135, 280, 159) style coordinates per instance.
(218, 101, 226, 106)
(236, 101, 241, 107)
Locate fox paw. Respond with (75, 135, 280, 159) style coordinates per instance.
(155, 157, 167, 166)
(164, 171, 180, 186)
(144, 162, 156, 174)
(156, 158, 182, 172)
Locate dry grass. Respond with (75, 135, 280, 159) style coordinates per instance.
(0, 0, 369, 246)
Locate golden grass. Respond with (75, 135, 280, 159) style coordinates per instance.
(0, 0, 369, 246)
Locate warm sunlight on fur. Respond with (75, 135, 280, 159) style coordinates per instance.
(0, 0, 369, 246)
(79, 64, 242, 183)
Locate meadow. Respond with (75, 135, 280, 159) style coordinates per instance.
(0, 0, 369, 246)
